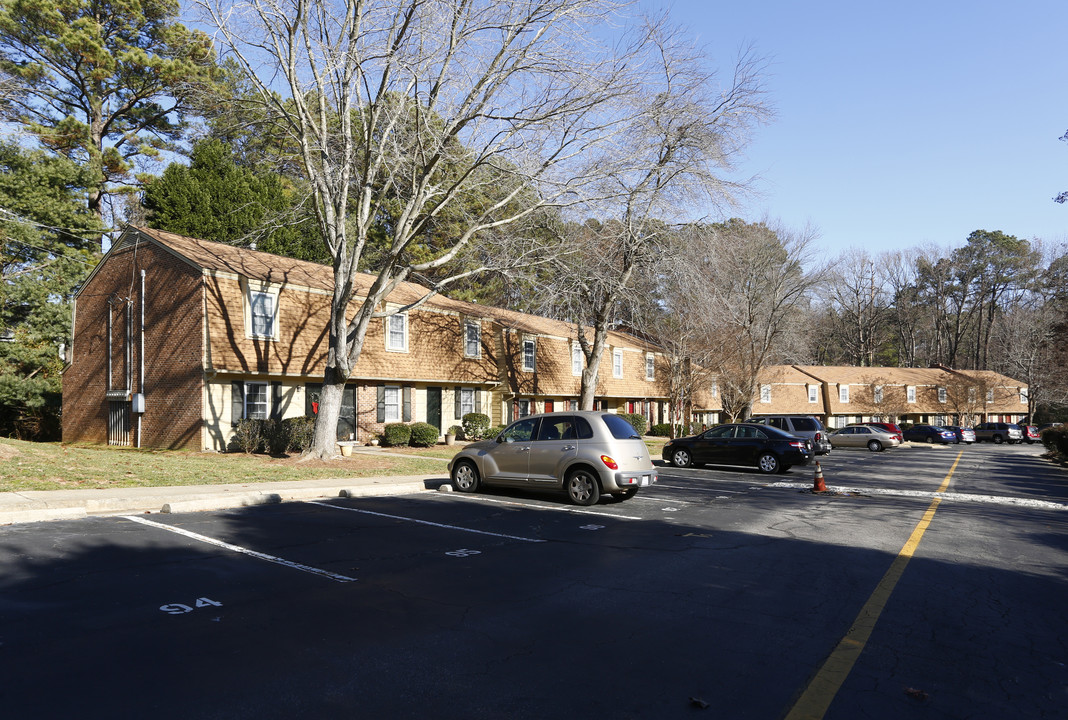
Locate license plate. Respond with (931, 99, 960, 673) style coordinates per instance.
(641, 474, 651, 486)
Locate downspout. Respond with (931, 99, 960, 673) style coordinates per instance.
(138, 270, 145, 448)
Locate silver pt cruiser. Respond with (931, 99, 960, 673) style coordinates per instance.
(448, 411, 657, 506)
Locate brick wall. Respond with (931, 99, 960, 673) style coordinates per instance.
(63, 240, 205, 449)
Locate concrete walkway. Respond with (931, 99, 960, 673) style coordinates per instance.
(0, 474, 452, 526)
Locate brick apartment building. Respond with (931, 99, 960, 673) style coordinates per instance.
(62, 227, 676, 450)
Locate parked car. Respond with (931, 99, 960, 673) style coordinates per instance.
(902, 424, 958, 444)
(663, 423, 812, 474)
(829, 425, 902, 452)
(747, 415, 832, 455)
(1022, 425, 1041, 444)
(973, 422, 1024, 444)
(448, 411, 657, 506)
(862, 422, 903, 443)
(943, 426, 976, 444)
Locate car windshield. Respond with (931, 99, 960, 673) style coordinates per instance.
(602, 413, 641, 440)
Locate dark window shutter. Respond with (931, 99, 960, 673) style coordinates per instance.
(455, 386, 462, 418)
(271, 382, 282, 420)
(231, 382, 244, 426)
(403, 387, 412, 422)
(475, 389, 481, 413)
(376, 386, 385, 423)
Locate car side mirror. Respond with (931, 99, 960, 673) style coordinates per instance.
(497, 435, 510, 444)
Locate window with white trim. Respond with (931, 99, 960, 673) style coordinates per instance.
(245, 382, 269, 419)
(839, 385, 850, 403)
(645, 353, 655, 381)
(1020, 389, 1028, 404)
(522, 339, 536, 372)
(386, 313, 408, 352)
(907, 386, 916, 403)
(968, 387, 976, 403)
(250, 291, 275, 338)
(517, 399, 531, 417)
(986, 388, 994, 402)
(938, 387, 947, 403)
(874, 385, 883, 404)
(613, 349, 623, 378)
(760, 384, 771, 403)
(711, 381, 719, 398)
(383, 386, 401, 422)
(572, 345, 583, 376)
(808, 385, 819, 403)
(464, 321, 480, 358)
(459, 387, 476, 417)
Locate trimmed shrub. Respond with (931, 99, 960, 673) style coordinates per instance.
(283, 416, 315, 453)
(232, 418, 266, 453)
(409, 422, 440, 447)
(262, 419, 290, 455)
(462, 412, 491, 441)
(382, 423, 411, 447)
(618, 413, 647, 436)
(447, 424, 464, 438)
(1041, 426, 1068, 456)
(649, 423, 672, 437)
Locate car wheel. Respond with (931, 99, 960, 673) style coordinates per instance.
(925, 436, 934, 444)
(993, 435, 1003, 444)
(868, 440, 883, 452)
(566, 469, 601, 506)
(757, 453, 780, 474)
(617, 487, 638, 501)
(451, 460, 480, 493)
(671, 448, 692, 468)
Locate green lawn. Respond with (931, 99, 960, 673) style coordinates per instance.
(0, 439, 452, 492)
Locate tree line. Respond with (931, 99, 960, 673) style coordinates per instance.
(1, 0, 1065, 444)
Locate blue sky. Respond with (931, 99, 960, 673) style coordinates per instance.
(640, 0, 1068, 258)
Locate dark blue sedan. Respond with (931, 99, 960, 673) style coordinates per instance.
(902, 424, 958, 444)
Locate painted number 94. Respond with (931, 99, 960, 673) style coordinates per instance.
(160, 598, 223, 615)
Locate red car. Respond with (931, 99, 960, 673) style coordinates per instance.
(853, 422, 903, 443)
(1023, 425, 1041, 444)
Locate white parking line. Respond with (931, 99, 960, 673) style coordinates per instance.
(121, 515, 356, 582)
(766, 483, 1068, 510)
(438, 494, 643, 520)
(309, 501, 550, 540)
(653, 484, 745, 494)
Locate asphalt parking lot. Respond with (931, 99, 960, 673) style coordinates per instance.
(1, 443, 1065, 719)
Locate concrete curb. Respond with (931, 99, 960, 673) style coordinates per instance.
(0, 477, 446, 526)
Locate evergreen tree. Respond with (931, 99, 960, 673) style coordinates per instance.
(0, 141, 105, 439)
(0, 0, 218, 233)
(142, 138, 326, 262)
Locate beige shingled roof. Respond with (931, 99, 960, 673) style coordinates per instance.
(125, 226, 656, 351)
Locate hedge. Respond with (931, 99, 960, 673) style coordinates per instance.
(409, 422, 440, 447)
(462, 412, 491, 441)
(382, 423, 412, 447)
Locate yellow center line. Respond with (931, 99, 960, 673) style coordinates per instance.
(784, 450, 963, 720)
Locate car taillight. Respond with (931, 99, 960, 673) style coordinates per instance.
(600, 455, 619, 470)
(789, 441, 806, 450)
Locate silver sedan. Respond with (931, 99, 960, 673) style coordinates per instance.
(829, 425, 902, 452)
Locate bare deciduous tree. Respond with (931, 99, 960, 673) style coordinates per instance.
(198, 0, 654, 457)
(665, 218, 822, 424)
(534, 23, 771, 409)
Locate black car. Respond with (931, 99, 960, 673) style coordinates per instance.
(902, 424, 957, 444)
(662, 423, 813, 474)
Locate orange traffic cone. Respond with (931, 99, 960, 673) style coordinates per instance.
(812, 461, 826, 492)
